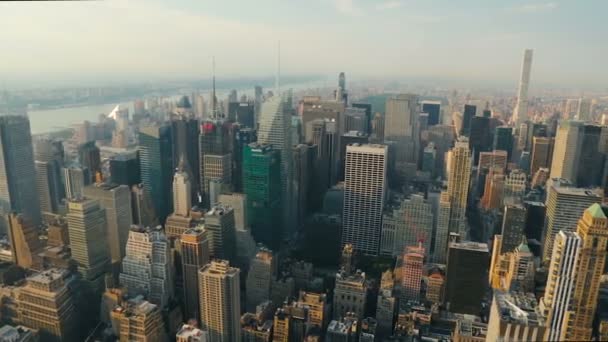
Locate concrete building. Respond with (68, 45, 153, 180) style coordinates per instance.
(432, 191, 451, 264)
(549, 120, 583, 181)
(447, 137, 472, 237)
(530, 137, 554, 176)
(246, 247, 275, 312)
(119, 226, 173, 308)
(198, 260, 241, 342)
(7, 213, 42, 270)
(62, 166, 89, 200)
(333, 270, 367, 319)
(181, 227, 210, 322)
(112, 296, 166, 342)
(512, 49, 533, 126)
(342, 144, 387, 256)
(204, 204, 236, 263)
(384, 94, 420, 164)
(381, 194, 432, 257)
(445, 242, 489, 315)
(401, 244, 425, 303)
(486, 291, 547, 341)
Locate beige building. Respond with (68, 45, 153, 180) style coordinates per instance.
(447, 137, 472, 237)
(181, 227, 210, 322)
(333, 270, 367, 319)
(198, 260, 241, 342)
(549, 120, 583, 181)
(530, 137, 554, 176)
(7, 213, 42, 270)
(112, 297, 166, 342)
(486, 291, 547, 342)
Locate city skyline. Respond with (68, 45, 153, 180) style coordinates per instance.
(1, 1, 607, 88)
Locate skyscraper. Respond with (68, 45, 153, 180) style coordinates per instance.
(530, 137, 554, 176)
(0, 115, 42, 228)
(243, 143, 282, 249)
(460, 104, 476, 137)
(246, 247, 275, 311)
(66, 198, 110, 282)
(171, 99, 200, 202)
(34, 138, 64, 215)
(199, 118, 232, 207)
(401, 244, 425, 303)
(432, 191, 451, 264)
(576, 124, 604, 187)
(342, 144, 388, 256)
(333, 270, 367, 319)
(204, 204, 237, 263)
(7, 213, 43, 270)
(83, 183, 132, 273)
(232, 127, 256, 193)
(445, 241, 489, 315)
(384, 94, 419, 164)
(564, 203, 608, 340)
(421, 101, 441, 126)
(63, 165, 90, 200)
(198, 260, 241, 342)
(549, 120, 583, 182)
(493, 126, 513, 160)
(77, 141, 101, 183)
(257, 93, 293, 232)
(540, 231, 581, 341)
(112, 297, 167, 342)
(139, 124, 173, 222)
(380, 194, 432, 257)
(119, 226, 174, 308)
(512, 49, 533, 126)
(486, 291, 547, 341)
(109, 151, 141, 187)
(500, 204, 527, 254)
(447, 137, 472, 237)
(180, 227, 210, 322)
(172, 159, 192, 217)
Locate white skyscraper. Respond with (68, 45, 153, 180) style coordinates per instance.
(173, 159, 192, 217)
(540, 231, 581, 341)
(342, 144, 388, 255)
(513, 49, 533, 126)
(549, 120, 583, 181)
(257, 93, 293, 232)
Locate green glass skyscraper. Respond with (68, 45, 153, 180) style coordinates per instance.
(243, 143, 281, 249)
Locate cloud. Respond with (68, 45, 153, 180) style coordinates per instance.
(510, 2, 557, 13)
(333, 0, 363, 16)
(376, 1, 403, 11)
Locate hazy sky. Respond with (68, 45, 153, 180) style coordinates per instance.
(1, 0, 607, 88)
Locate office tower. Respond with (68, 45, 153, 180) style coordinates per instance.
(119, 226, 173, 307)
(292, 144, 313, 228)
(130, 183, 157, 228)
(376, 286, 397, 336)
(77, 141, 101, 183)
(109, 151, 140, 186)
(176, 324, 209, 342)
(576, 97, 592, 122)
(243, 143, 281, 249)
(512, 49, 533, 126)
(480, 167, 505, 210)
(425, 268, 445, 304)
(18, 268, 76, 341)
(531, 167, 550, 188)
(0, 115, 42, 228)
(338, 131, 369, 182)
(217, 193, 255, 261)
(422, 142, 436, 176)
(564, 203, 608, 340)
(232, 127, 256, 193)
(204, 204, 236, 263)
(506, 242, 535, 292)
(246, 247, 275, 311)
(227, 101, 255, 128)
(468, 116, 491, 164)
(540, 231, 581, 341)
(7, 213, 42, 270)
(172, 160, 192, 218)
(370, 112, 385, 142)
(333, 270, 367, 319)
(62, 165, 89, 200)
(401, 244, 425, 303)
(460, 104, 476, 136)
(352, 103, 372, 133)
(523, 200, 545, 243)
(504, 169, 526, 204)
(577, 124, 604, 187)
(530, 137, 554, 176)
(181, 227, 210, 322)
(380, 194, 432, 257)
(518, 151, 531, 173)
(447, 137, 471, 237)
(35, 146, 64, 214)
(486, 291, 547, 341)
(257, 93, 293, 231)
(549, 120, 583, 181)
(171, 96, 200, 198)
(432, 192, 451, 264)
(542, 182, 601, 261)
(66, 198, 110, 282)
(83, 183, 132, 273)
(493, 126, 513, 160)
(445, 241, 489, 315)
(421, 101, 441, 126)
(384, 94, 419, 164)
(199, 118, 231, 204)
(500, 204, 527, 253)
(342, 144, 387, 255)
(198, 260, 241, 342)
(139, 124, 173, 221)
(113, 297, 166, 342)
(477, 150, 508, 173)
(344, 107, 367, 133)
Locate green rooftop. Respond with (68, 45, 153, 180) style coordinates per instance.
(587, 203, 606, 219)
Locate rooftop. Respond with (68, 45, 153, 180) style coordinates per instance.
(28, 268, 67, 284)
(449, 241, 489, 252)
(176, 324, 208, 339)
(494, 291, 545, 327)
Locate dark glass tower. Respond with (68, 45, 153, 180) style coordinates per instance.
(77, 141, 101, 183)
(445, 241, 489, 315)
(232, 126, 257, 193)
(243, 143, 282, 249)
(460, 104, 476, 136)
(227, 102, 255, 128)
(110, 152, 141, 186)
(138, 124, 173, 222)
(577, 124, 604, 187)
(352, 103, 372, 133)
(493, 126, 513, 160)
(422, 102, 441, 126)
(171, 99, 200, 203)
(469, 116, 491, 164)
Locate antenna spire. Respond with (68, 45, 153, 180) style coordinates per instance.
(212, 56, 217, 118)
(276, 41, 281, 96)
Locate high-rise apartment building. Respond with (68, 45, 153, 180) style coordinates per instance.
(564, 203, 608, 340)
(66, 198, 110, 282)
(139, 124, 173, 221)
(445, 241, 489, 315)
(204, 204, 236, 263)
(342, 144, 387, 256)
(0, 115, 42, 228)
(181, 227, 210, 322)
(83, 183, 132, 272)
(246, 247, 275, 312)
(512, 49, 533, 126)
(119, 226, 174, 308)
(198, 260, 241, 342)
(17, 268, 76, 342)
(257, 93, 293, 232)
(401, 244, 425, 303)
(243, 143, 282, 249)
(540, 231, 581, 341)
(542, 181, 601, 261)
(447, 137, 471, 237)
(432, 191, 451, 264)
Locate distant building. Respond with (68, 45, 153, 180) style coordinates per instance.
(138, 124, 173, 221)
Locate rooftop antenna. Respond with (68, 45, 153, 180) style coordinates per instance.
(275, 41, 281, 96)
(212, 56, 217, 118)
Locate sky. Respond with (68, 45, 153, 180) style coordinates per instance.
(0, 0, 607, 88)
